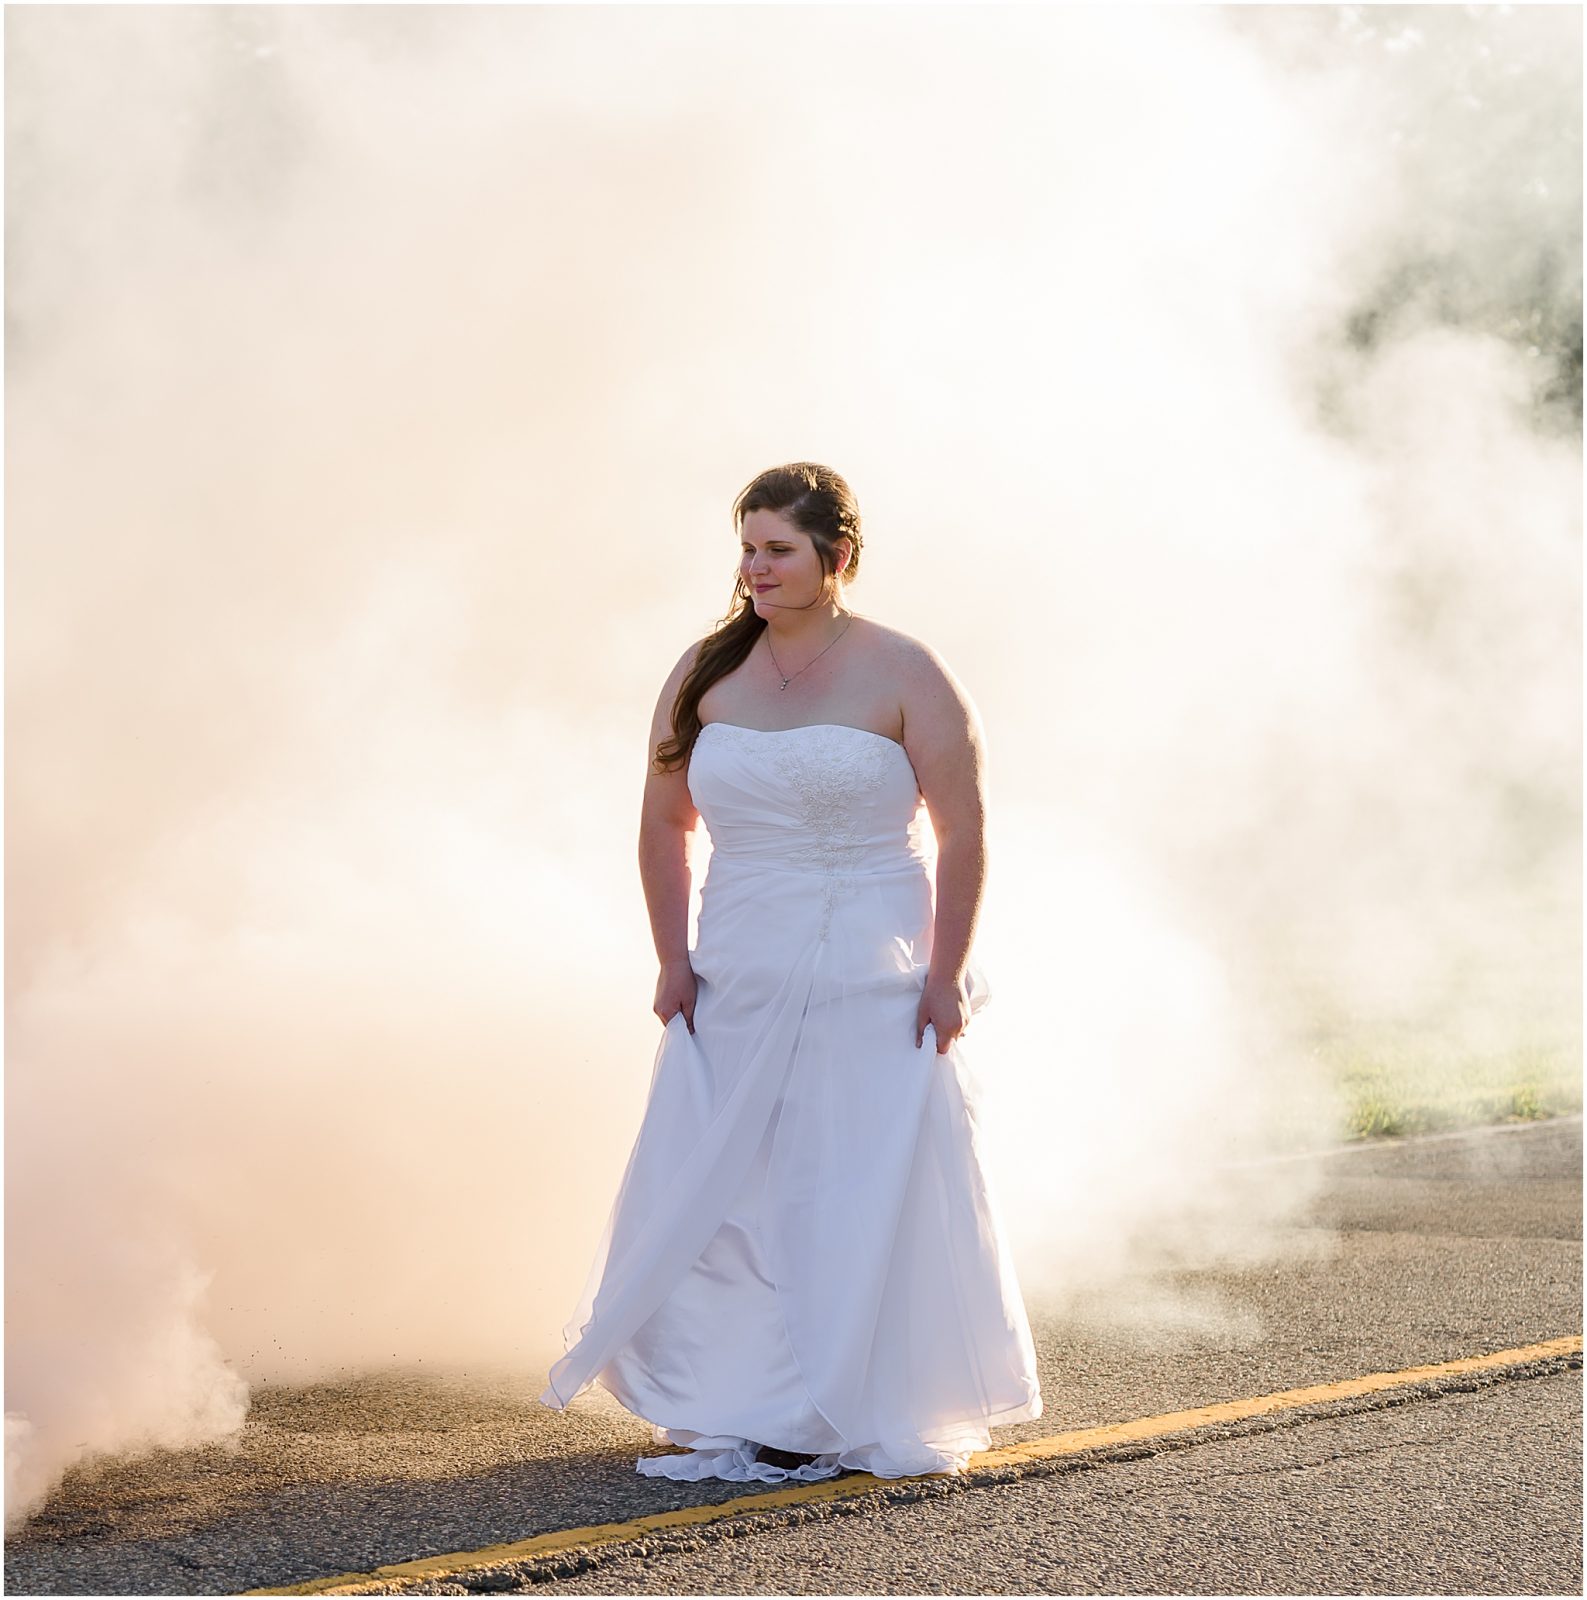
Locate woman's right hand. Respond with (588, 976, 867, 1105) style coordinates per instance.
(653, 959, 698, 1033)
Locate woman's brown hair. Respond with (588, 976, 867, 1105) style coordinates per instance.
(652, 462, 863, 773)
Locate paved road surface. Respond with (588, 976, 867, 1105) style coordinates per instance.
(5, 1117, 1580, 1596)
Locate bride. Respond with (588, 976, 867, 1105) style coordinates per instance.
(539, 462, 1042, 1483)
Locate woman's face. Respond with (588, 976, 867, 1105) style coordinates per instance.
(738, 509, 837, 612)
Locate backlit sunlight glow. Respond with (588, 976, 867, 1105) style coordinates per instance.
(5, 5, 1578, 1527)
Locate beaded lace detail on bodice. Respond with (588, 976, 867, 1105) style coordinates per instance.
(690, 722, 926, 940)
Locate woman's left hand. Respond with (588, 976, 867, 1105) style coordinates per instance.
(916, 973, 972, 1053)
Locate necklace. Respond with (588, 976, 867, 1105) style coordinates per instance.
(765, 612, 854, 690)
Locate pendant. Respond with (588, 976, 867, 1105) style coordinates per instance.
(779, 679, 790, 690)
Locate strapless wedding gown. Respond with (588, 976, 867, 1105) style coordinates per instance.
(538, 721, 1042, 1482)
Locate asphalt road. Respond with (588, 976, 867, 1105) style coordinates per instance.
(518, 1369, 1581, 1596)
(5, 1116, 1580, 1597)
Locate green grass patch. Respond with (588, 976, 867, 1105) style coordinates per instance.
(1324, 1033, 1581, 1140)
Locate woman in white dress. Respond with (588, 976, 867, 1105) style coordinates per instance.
(539, 462, 1042, 1483)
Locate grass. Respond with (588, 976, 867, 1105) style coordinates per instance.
(1322, 1032, 1581, 1141)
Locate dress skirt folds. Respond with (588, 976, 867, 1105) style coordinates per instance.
(538, 721, 1042, 1482)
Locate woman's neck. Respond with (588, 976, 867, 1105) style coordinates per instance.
(759, 600, 850, 648)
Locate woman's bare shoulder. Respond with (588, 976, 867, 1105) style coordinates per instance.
(853, 617, 981, 755)
(648, 635, 713, 732)
(852, 615, 958, 684)
(662, 633, 712, 682)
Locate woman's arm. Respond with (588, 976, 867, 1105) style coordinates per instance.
(898, 643, 989, 1048)
(638, 642, 705, 967)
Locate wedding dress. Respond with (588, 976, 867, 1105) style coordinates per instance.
(538, 721, 1042, 1483)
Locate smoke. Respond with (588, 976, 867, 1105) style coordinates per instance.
(6, 4, 1578, 1528)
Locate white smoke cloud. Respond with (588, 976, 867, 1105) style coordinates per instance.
(6, 3, 1577, 1529)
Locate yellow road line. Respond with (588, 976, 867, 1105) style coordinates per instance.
(248, 1335, 1582, 1596)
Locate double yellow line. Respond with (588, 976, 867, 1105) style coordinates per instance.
(250, 1335, 1582, 1596)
